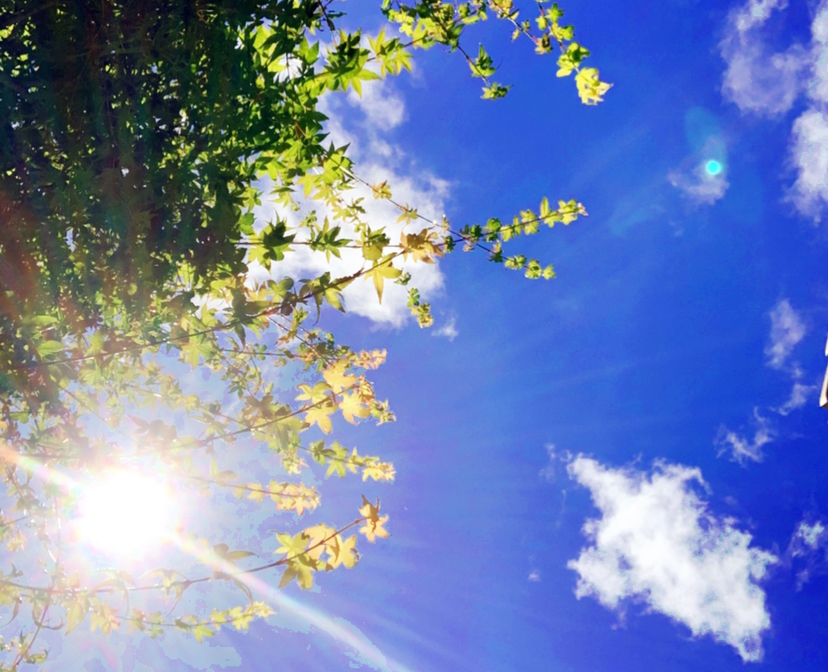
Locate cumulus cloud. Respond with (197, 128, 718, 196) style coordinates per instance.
(249, 76, 450, 327)
(715, 408, 776, 463)
(719, 0, 809, 116)
(719, 0, 828, 218)
(788, 107, 828, 220)
(347, 80, 406, 131)
(567, 457, 776, 662)
(787, 1, 828, 219)
(765, 298, 807, 370)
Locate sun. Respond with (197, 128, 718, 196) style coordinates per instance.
(75, 470, 176, 559)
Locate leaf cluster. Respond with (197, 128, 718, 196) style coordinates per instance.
(0, 1, 608, 668)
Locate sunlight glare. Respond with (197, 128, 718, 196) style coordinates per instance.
(704, 159, 723, 176)
(75, 470, 175, 558)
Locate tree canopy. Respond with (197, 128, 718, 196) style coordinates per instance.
(0, 0, 609, 667)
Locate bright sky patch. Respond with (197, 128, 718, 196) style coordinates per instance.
(75, 470, 175, 559)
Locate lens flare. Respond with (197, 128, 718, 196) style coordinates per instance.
(75, 470, 175, 558)
(704, 159, 723, 176)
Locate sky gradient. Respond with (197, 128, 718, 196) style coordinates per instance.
(47, 0, 828, 670)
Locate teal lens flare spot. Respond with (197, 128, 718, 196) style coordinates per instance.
(705, 159, 723, 176)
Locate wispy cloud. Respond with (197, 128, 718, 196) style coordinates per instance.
(667, 160, 730, 205)
(791, 520, 828, 551)
(715, 299, 813, 462)
(539, 443, 572, 481)
(775, 381, 816, 415)
(432, 316, 458, 341)
(715, 408, 777, 463)
(567, 456, 776, 662)
(764, 299, 816, 415)
(667, 110, 730, 206)
(786, 519, 828, 588)
(765, 298, 807, 370)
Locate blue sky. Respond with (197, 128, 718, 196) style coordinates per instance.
(49, 0, 828, 670)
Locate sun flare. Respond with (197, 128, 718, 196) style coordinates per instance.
(75, 470, 176, 558)
(704, 159, 723, 176)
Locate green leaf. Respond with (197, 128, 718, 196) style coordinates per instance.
(36, 340, 64, 358)
(365, 256, 402, 304)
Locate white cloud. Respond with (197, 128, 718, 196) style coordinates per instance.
(786, 1, 828, 219)
(765, 298, 807, 370)
(792, 520, 827, 551)
(719, 0, 809, 116)
(715, 408, 776, 464)
(719, 0, 828, 219)
(787, 519, 828, 588)
(714, 300, 812, 462)
(249, 78, 450, 327)
(539, 443, 572, 481)
(667, 161, 730, 205)
(788, 107, 828, 220)
(432, 316, 458, 341)
(347, 80, 406, 131)
(667, 111, 729, 206)
(528, 570, 541, 582)
(775, 381, 816, 415)
(567, 457, 776, 662)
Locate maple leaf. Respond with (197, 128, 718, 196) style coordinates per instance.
(274, 532, 319, 589)
(274, 532, 308, 558)
(303, 523, 337, 560)
(277, 559, 315, 590)
(244, 392, 276, 420)
(192, 622, 215, 642)
(322, 359, 359, 392)
(354, 349, 387, 369)
(359, 515, 390, 543)
(340, 391, 370, 424)
(284, 553, 318, 589)
(400, 230, 443, 263)
(304, 403, 336, 433)
(89, 603, 121, 634)
(228, 606, 255, 631)
(365, 255, 402, 303)
(325, 442, 356, 477)
(271, 482, 319, 515)
(358, 496, 390, 542)
(296, 381, 332, 404)
(361, 460, 395, 482)
(328, 534, 359, 569)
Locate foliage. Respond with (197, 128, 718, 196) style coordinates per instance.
(0, 0, 608, 668)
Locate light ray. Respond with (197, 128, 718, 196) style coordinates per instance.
(172, 535, 421, 672)
(0, 443, 77, 492)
